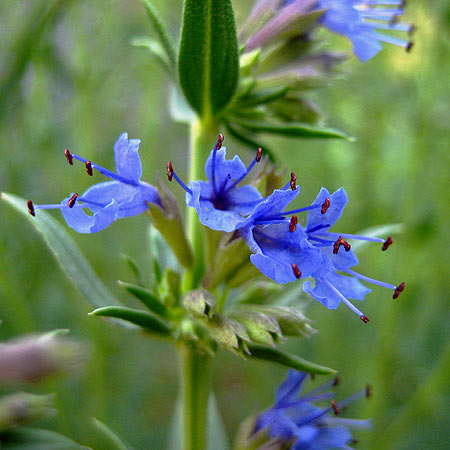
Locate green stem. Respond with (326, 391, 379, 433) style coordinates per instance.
(185, 117, 219, 289)
(179, 344, 212, 450)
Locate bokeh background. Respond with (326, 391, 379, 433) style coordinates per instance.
(0, 0, 449, 448)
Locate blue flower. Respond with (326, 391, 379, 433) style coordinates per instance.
(304, 187, 405, 322)
(316, 0, 414, 62)
(254, 370, 371, 450)
(243, 185, 324, 283)
(167, 135, 263, 232)
(28, 133, 161, 233)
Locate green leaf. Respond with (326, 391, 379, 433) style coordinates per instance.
(118, 281, 169, 317)
(0, 428, 89, 450)
(91, 417, 136, 450)
(168, 394, 229, 450)
(247, 344, 336, 375)
(131, 37, 173, 75)
(178, 0, 239, 118)
(238, 119, 354, 140)
(1, 193, 122, 309)
(352, 223, 403, 251)
(139, 0, 176, 68)
(89, 306, 171, 336)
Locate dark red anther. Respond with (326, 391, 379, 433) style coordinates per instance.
(166, 161, 173, 181)
(360, 315, 370, 324)
(290, 172, 297, 190)
(64, 148, 73, 165)
(321, 197, 330, 214)
(332, 376, 340, 387)
(215, 133, 224, 150)
(392, 282, 405, 299)
(85, 161, 93, 176)
(310, 373, 316, 380)
(382, 236, 393, 251)
(291, 263, 301, 279)
(365, 384, 372, 398)
(27, 200, 35, 217)
(256, 147, 262, 162)
(406, 41, 413, 53)
(333, 236, 351, 254)
(68, 193, 79, 208)
(289, 215, 298, 232)
(331, 400, 340, 415)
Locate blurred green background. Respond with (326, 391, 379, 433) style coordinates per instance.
(0, 0, 449, 448)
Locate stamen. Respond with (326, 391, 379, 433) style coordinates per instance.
(360, 315, 370, 323)
(166, 162, 193, 195)
(256, 147, 262, 162)
(292, 263, 301, 279)
(366, 384, 372, 398)
(381, 236, 393, 251)
(393, 282, 405, 299)
(68, 193, 78, 208)
(333, 236, 351, 254)
(310, 373, 316, 380)
(167, 161, 173, 181)
(290, 172, 297, 190)
(406, 41, 413, 52)
(27, 200, 35, 216)
(345, 269, 397, 290)
(317, 231, 384, 243)
(324, 280, 367, 320)
(321, 198, 330, 214)
(289, 215, 298, 232)
(64, 149, 73, 165)
(216, 133, 224, 150)
(331, 400, 340, 415)
(85, 161, 93, 176)
(333, 376, 340, 387)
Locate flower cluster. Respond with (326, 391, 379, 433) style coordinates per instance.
(251, 370, 371, 449)
(169, 135, 405, 322)
(28, 133, 161, 233)
(245, 0, 414, 62)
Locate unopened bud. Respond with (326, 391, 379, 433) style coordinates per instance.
(0, 334, 84, 386)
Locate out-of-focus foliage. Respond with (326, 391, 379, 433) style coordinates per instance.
(0, 0, 448, 449)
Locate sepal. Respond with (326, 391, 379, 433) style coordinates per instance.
(183, 289, 216, 318)
(146, 177, 194, 268)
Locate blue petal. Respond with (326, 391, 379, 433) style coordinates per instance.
(114, 132, 142, 184)
(303, 277, 343, 309)
(247, 224, 322, 283)
(308, 425, 353, 450)
(351, 33, 383, 62)
(275, 370, 308, 406)
(292, 425, 320, 450)
(307, 187, 347, 231)
(61, 196, 119, 233)
(204, 147, 247, 186)
(327, 270, 371, 301)
(252, 187, 300, 220)
(255, 409, 298, 440)
(186, 181, 261, 232)
(320, 245, 359, 271)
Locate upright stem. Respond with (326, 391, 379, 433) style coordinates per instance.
(185, 117, 219, 289)
(179, 344, 212, 450)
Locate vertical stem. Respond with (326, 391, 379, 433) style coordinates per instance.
(179, 344, 212, 450)
(185, 117, 219, 289)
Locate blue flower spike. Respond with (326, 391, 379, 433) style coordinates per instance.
(27, 133, 161, 233)
(167, 134, 264, 232)
(304, 187, 405, 322)
(317, 0, 415, 62)
(254, 370, 371, 450)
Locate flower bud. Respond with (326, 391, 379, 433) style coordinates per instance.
(0, 334, 84, 386)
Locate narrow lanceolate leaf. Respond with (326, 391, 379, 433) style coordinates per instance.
(118, 281, 169, 317)
(0, 427, 89, 450)
(178, 0, 239, 118)
(91, 417, 137, 450)
(1, 193, 122, 309)
(131, 37, 174, 75)
(89, 306, 171, 336)
(238, 119, 354, 140)
(139, 0, 177, 68)
(247, 344, 336, 375)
